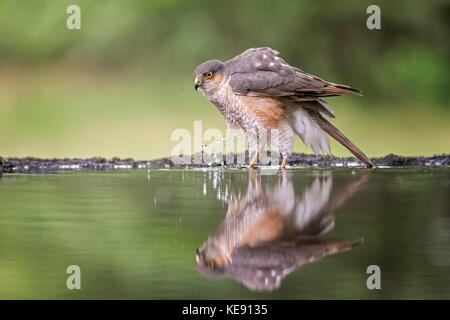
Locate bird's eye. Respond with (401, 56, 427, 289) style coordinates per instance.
(206, 72, 213, 79)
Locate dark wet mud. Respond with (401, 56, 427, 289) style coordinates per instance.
(1, 153, 449, 175)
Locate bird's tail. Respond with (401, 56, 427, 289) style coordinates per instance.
(315, 114, 375, 168)
(324, 82, 362, 96)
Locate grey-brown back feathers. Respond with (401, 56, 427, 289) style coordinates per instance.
(224, 47, 360, 99)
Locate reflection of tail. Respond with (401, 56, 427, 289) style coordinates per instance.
(325, 238, 363, 255)
(316, 115, 375, 168)
(320, 174, 369, 215)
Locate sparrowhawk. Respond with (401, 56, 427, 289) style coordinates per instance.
(193, 47, 374, 169)
(195, 171, 366, 291)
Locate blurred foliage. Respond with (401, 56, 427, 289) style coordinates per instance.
(0, 0, 449, 159)
(0, 0, 448, 103)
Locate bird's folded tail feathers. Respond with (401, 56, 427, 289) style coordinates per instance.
(325, 82, 362, 96)
(315, 115, 375, 168)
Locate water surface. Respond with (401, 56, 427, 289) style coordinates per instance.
(0, 168, 449, 299)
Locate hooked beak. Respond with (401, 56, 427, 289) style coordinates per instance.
(195, 248, 200, 263)
(194, 77, 200, 90)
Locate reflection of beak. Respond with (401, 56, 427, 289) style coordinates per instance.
(194, 77, 200, 90)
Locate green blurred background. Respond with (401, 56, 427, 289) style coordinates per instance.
(0, 0, 449, 159)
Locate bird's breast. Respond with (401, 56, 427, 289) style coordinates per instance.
(209, 82, 254, 129)
(209, 82, 284, 130)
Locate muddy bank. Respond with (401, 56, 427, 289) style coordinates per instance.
(1, 153, 449, 175)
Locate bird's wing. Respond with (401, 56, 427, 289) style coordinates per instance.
(225, 47, 360, 100)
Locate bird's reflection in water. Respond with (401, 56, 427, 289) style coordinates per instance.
(195, 170, 368, 292)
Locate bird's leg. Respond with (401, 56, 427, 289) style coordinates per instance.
(248, 152, 259, 169)
(280, 157, 288, 169)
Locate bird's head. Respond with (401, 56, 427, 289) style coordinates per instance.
(195, 239, 228, 272)
(193, 60, 225, 94)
